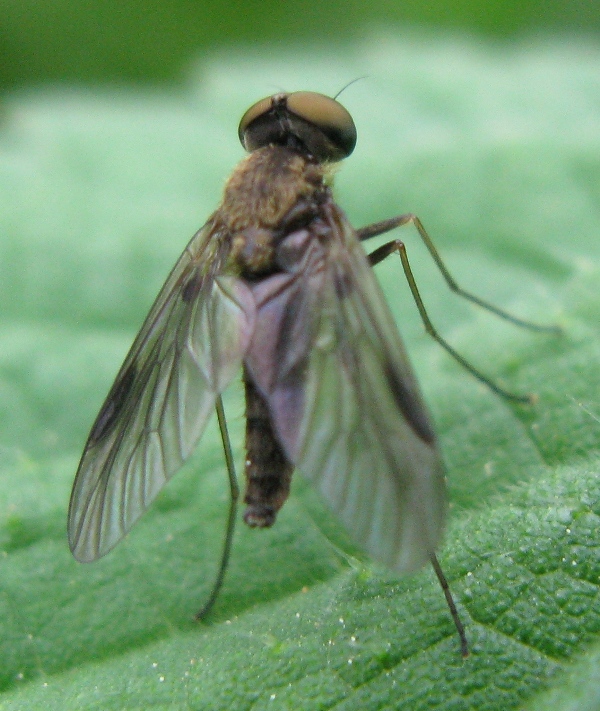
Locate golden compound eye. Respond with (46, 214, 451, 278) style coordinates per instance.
(286, 92, 356, 157)
(237, 96, 273, 144)
(238, 91, 357, 162)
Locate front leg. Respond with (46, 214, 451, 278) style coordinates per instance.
(358, 213, 562, 334)
(358, 213, 560, 403)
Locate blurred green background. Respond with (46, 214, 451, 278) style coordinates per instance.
(1, 0, 598, 90)
(1, 2, 600, 710)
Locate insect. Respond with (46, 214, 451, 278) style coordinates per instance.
(68, 91, 559, 658)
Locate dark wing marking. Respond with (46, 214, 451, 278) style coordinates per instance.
(68, 218, 256, 562)
(245, 205, 445, 573)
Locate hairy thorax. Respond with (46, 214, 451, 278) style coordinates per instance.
(219, 146, 329, 276)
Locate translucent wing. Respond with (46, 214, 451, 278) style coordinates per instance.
(68, 219, 255, 562)
(245, 204, 445, 573)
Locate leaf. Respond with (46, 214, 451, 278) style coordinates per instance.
(0, 35, 599, 710)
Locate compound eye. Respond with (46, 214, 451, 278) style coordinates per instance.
(286, 92, 356, 159)
(238, 91, 357, 161)
(238, 96, 272, 148)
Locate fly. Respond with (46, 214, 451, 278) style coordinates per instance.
(68, 91, 559, 658)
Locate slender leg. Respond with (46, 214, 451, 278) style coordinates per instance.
(358, 213, 561, 335)
(430, 554, 469, 658)
(195, 395, 239, 620)
(363, 214, 561, 403)
(369, 237, 537, 403)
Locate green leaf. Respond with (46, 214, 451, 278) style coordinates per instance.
(0, 35, 599, 710)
